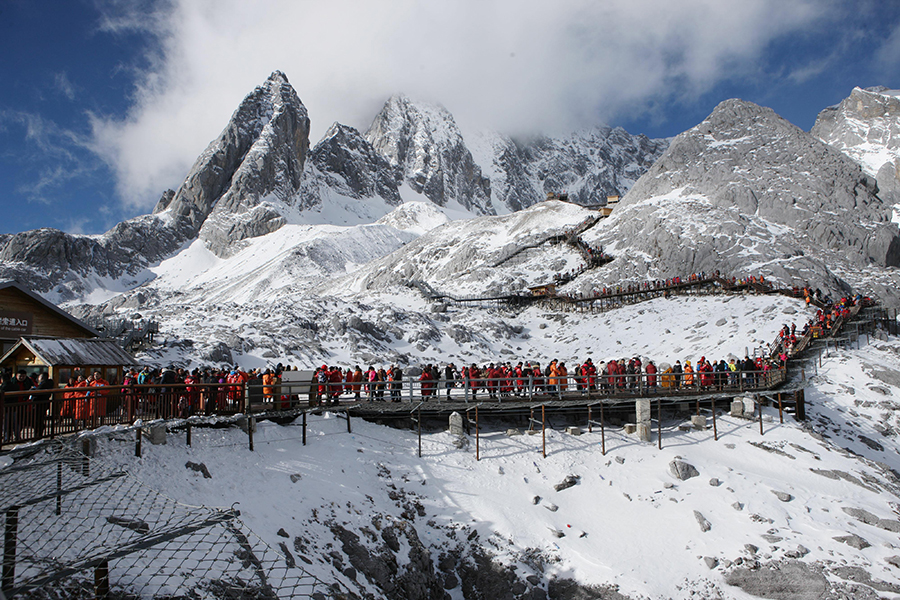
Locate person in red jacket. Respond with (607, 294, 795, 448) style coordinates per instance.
(645, 361, 658, 387)
(328, 366, 343, 403)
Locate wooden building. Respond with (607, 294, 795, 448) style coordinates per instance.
(0, 338, 139, 386)
(0, 281, 99, 356)
(528, 283, 557, 297)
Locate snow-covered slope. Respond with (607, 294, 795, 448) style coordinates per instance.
(812, 86, 900, 221)
(50, 308, 900, 600)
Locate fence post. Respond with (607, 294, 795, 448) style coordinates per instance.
(186, 423, 192, 447)
(475, 406, 480, 461)
(3, 505, 18, 593)
(248, 417, 254, 452)
(417, 406, 421, 458)
(758, 397, 764, 435)
(778, 394, 784, 424)
(302, 412, 307, 446)
(95, 559, 110, 600)
(542, 404, 546, 459)
(135, 425, 142, 457)
(81, 438, 91, 477)
(56, 460, 62, 516)
(712, 397, 717, 441)
(657, 398, 662, 450)
(600, 399, 606, 455)
(346, 410, 352, 434)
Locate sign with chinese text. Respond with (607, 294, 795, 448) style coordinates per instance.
(0, 312, 33, 337)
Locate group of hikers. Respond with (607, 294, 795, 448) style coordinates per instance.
(0, 282, 872, 443)
(308, 353, 784, 404)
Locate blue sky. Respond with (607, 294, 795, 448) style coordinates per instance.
(2, 0, 899, 236)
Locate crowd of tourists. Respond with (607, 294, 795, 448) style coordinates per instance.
(0, 286, 872, 443)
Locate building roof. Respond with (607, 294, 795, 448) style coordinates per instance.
(0, 280, 99, 337)
(0, 337, 139, 367)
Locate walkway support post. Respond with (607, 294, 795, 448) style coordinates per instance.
(248, 417, 254, 452)
(302, 411, 307, 446)
(56, 460, 62, 516)
(712, 398, 718, 441)
(3, 505, 18, 593)
(657, 398, 662, 450)
(758, 398, 764, 435)
(542, 404, 546, 459)
(346, 410, 352, 434)
(186, 423, 192, 447)
(600, 399, 606, 455)
(135, 426, 141, 458)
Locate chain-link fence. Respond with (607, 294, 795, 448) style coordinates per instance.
(0, 440, 339, 599)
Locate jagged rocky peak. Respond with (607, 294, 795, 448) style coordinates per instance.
(365, 94, 493, 214)
(812, 86, 900, 208)
(308, 122, 402, 204)
(594, 98, 900, 299)
(157, 70, 311, 257)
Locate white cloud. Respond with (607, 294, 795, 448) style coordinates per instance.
(90, 0, 831, 211)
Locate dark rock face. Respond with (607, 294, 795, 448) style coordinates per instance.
(365, 95, 493, 215)
(305, 122, 402, 205)
(813, 86, 900, 208)
(475, 128, 668, 212)
(591, 98, 900, 301)
(725, 560, 827, 600)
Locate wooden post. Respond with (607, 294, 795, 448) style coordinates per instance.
(3, 506, 18, 593)
(712, 397, 717, 441)
(600, 399, 606, 455)
(475, 406, 480, 461)
(758, 398, 764, 435)
(541, 405, 546, 459)
(82, 438, 90, 477)
(56, 460, 62, 516)
(248, 417, 254, 452)
(346, 410, 352, 434)
(657, 398, 662, 450)
(302, 412, 307, 446)
(186, 424, 192, 447)
(135, 426, 142, 458)
(778, 394, 784, 424)
(417, 406, 421, 459)
(95, 559, 110, 600)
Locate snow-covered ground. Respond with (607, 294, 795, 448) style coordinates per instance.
(18, 291, 900, 599)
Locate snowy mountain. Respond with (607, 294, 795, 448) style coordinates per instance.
(812, 86, 900, 219)
(576, 98, 900, 305)
(364, 95, 494, 215)
(468, 127, 668, 213)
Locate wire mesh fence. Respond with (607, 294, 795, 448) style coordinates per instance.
(0, 440, 339, 599)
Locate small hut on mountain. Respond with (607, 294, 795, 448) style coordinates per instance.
(0, 338, 139, 387)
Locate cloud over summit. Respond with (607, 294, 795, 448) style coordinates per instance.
(90, 0, 834, 210)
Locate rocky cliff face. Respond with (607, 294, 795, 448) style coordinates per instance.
(470, 127, 668, 212)
(305, 122, 402, 205)
(584, 99, 900, 300)
(365, 95, 494, 214)
(812, 86, 900, 213)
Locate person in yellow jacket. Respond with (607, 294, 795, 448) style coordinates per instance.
(682, 360, 694, 387)
(548, 360, 560, 394)
(262, 369, 277, 401)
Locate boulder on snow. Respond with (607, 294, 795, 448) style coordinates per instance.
(694, 510, 711, 532)
(669, 460, 700, 480)
(554, 475, 580, 492)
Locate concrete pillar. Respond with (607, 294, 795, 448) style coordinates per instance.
(148, 423, 167, 445)
(637, 423, 652, 442)
(635, 400, 652, 423)
(691, 415, 707, 430)
(449, 412, 465, 437)
(741, 397, 756, 416)
(731, 400, 744, 418)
